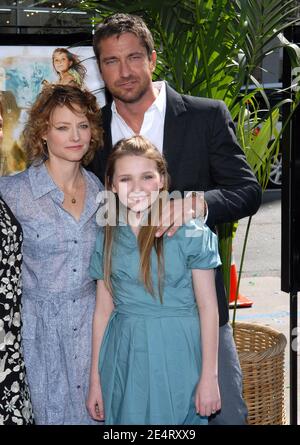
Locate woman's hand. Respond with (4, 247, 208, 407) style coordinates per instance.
(195, 375, 221, 417)
(86, 379, 105, 422)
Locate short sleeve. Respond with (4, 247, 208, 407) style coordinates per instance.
(181, 220, 221, 270)
(89, 228, 105, 280)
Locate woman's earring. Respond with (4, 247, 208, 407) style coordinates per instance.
(42, 139, 48, 157)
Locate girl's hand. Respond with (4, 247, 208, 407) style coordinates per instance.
(86, 380, 105, 422)
(195, 375, 221, 417)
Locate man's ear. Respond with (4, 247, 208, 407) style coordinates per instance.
(150, 50, 157, 73)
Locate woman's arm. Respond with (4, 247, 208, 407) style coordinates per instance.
(86, 280, 114, 421)
(192, 268, 221, 417)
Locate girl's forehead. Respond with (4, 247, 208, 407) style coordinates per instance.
(54, 52, 66, 57)
(115, 155, 158, 170)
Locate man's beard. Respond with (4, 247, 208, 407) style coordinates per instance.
(112, 79, 150, 104)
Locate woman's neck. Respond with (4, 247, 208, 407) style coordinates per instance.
(45, 159, 83, 191)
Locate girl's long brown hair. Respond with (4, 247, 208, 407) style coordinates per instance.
(104, 135, 169, 303)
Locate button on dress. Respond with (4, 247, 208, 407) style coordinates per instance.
(0, 163, 103, 425)
(89, 220, 221, 425)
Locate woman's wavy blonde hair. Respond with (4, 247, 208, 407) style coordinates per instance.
(104, 135, 170, 303)
(22, 84, 103, 166)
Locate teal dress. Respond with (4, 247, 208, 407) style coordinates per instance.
(89, 220, 221, 425)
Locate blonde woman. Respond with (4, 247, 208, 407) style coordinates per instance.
(87, 135, 221, 425)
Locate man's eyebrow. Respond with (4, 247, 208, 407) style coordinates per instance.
(102, 51, 145, 62)
(101, 56, 118, 62)
(128, 51, 144, 56)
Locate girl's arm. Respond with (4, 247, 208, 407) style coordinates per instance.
(192, 268, 221, 417)
(86, 280, 114, 421)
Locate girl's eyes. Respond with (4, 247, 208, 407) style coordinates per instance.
(119, 175, 153, 182)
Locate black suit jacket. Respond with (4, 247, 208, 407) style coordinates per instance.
(88, 84, 262, 325)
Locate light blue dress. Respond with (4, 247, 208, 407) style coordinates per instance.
(0, 163, 103, 425)
(89, 220, 221, 425)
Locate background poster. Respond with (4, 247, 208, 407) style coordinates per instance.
(0, 45, 105, 174)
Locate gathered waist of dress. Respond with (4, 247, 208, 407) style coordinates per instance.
(113, 304, 199, 319)
(23, 281, 96, 302)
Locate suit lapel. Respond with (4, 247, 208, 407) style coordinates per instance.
(163, 85, 188, 181)
(102, 104, 113, 150)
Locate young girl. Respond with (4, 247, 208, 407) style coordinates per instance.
(52, 48, 86, 87)
(87, 135, 221, 425)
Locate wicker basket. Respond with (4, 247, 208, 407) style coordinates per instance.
(233, 322, 287, 425)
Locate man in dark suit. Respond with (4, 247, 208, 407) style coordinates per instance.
(88, 13, 261, 425)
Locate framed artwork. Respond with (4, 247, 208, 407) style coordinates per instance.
(0, 34, 105, 174)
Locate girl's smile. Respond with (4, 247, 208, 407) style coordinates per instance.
(112, 155, 164, 213)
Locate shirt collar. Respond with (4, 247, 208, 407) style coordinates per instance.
(28, 162, 100, 202)
(150, 80, 166, 117)
(29, 163, 58, 200)
(111, 80, 166, 118)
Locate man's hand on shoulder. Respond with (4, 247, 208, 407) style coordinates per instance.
(155, 192, 207, 237)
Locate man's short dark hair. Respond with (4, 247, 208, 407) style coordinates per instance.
(93, 13, 155, 63)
